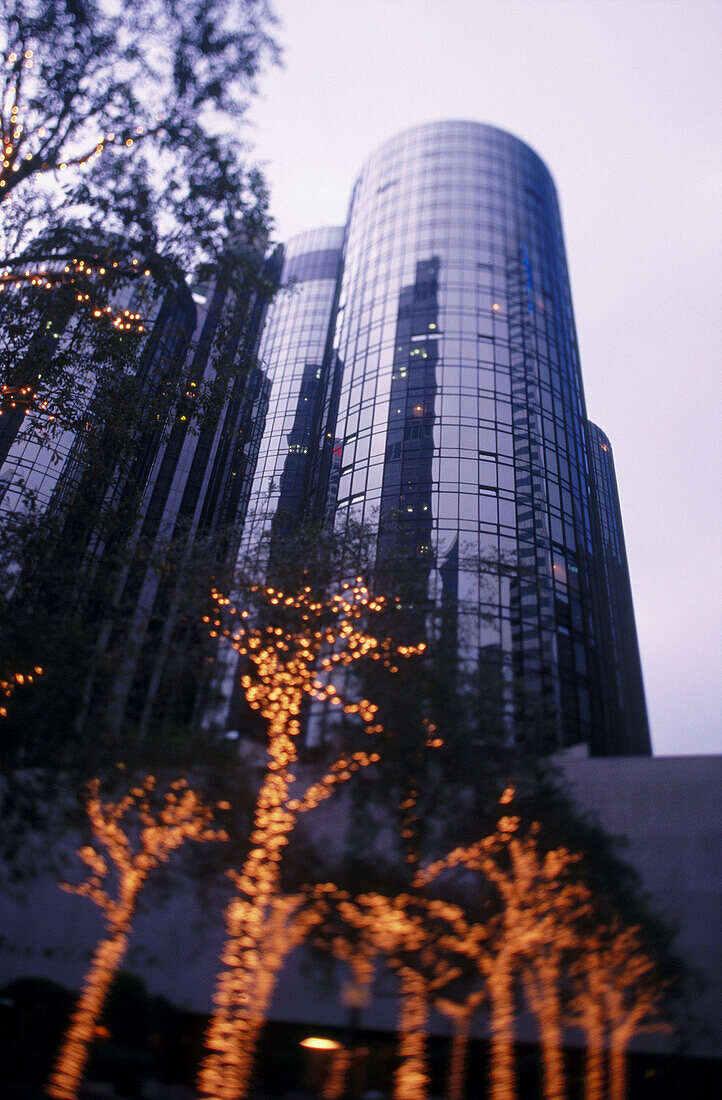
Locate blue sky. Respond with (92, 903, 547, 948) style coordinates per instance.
(248, 0, 721, 755)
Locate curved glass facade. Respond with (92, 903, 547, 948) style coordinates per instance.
(213, 122, 649, 756)
(588, 423, 651, 753)
(0, 266, 196, 520)
(323, 121, 641, 752)
(237, 226, 344, 555)
(209, 229, 345, 734)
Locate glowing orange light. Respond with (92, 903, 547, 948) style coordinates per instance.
(1, 665, 43, 718)
(300, 1037, 342, 1050)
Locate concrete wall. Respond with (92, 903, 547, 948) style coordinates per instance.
(560, 751, 722, 1058)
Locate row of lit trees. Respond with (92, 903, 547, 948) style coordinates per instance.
(45, 779, 669, 1100)
(304, 813, 668, 1100)
(41, 580, 671, 1100)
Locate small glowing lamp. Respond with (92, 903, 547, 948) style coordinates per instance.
(301, 1037, 342, 1051)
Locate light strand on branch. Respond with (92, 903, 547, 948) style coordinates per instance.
(0, 664, 42, 717)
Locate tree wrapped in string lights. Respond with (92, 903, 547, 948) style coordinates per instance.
(568, 919, 670, 1100)
(333, 890, 468, 1100)
(198, 579, 425, 1100)
(435, 988, 486, 1100)
(0, 1, 277, 267)
(47, 775, 227, 1100)
(416, 805, 592, 1100)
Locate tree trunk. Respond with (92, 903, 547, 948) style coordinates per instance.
(198, 885, 300, 1099)
(198, 910, 290, 1099)
(198, 748, 296, 1100)
(200, 889, 254, 1098)
(395, 967, 430, 1100)
(232, 911, 300, 1099)
(487, 968, 516, 1100)
(536, 1014, 566, 1100)
(323, 1047, 352, 1099)
(47, 925, 130, 1099)
(446, 1015, 471, 1100)
(583, 1021, 605, 1100)
(523, 968, 565, 1100)
(608, 1043, 628, 1100)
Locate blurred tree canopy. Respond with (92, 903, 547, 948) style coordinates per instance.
(0, 0, 279, 268)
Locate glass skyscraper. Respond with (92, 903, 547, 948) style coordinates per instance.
(229, 122, 651, 755)
(239, 226, 344, 554)
(0, 261, 196, 521)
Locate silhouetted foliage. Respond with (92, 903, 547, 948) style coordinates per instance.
(0, 0, 279, 268)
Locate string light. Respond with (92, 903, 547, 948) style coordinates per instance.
(0, 255, 149, 341)
(0, 43, 166, 201)
(0, 254, 152, 431)
(414, 810, 594, 1100)
(47, 777, 226, 1100)
(568, 920, 670, 1100)
(198, 580, 424, 1099)
(0, 665, 43, 717)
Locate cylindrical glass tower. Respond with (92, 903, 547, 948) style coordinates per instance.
(239, 226, 344, 555)
(587, 422, 650, 753)
(211, 228, 345, 736)
(325, 120, 637, 751)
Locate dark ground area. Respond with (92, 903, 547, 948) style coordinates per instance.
(0, 976, 719, 1098)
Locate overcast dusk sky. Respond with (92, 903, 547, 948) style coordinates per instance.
(248, 0, 721, 756)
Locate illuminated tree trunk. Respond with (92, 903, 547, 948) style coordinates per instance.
(323, 1047, 353, 1100)
(200, 889, 294, 1097)
(234, 896, 312, 1099)
(582, 1016, 605, 1100)
(48, 923, 130, 1099)
(199, 749, 301, 1100)
(573, 954, 606, 1100)
(224, 936, 282, 1100)
(487, 966, 517, 1100)
(536, 1014, 566, 1100)
(523, 965, 566, 1100)
(608, 1038, 630, 1100)
(446, 1013, 471, 1100)
(395, 967, 430, 1100)
(202, 897, 295, 1098)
